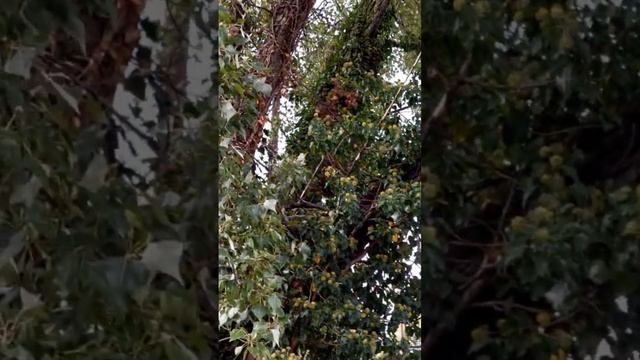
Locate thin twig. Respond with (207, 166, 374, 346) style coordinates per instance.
(39, 67, 160, 152)
(423, 56, 471, 141)
(448, 241, 502, 248)
(531, 123, 602, 136)
(298, 155, 326, 200)
(165, 0, 190, 44)
(285, 200, 328, 211)
(462, 77, 554, 91)
(472, 300, 546, 314)
(498, 182, 516, 231)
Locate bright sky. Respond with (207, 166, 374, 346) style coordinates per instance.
(114, 0, 214, 184)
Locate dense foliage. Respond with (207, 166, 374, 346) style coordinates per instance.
(219, 0, 420, 358)
(0, 0, 215, 358)
(423, 0, 640, 358)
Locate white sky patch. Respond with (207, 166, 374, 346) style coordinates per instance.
(113, 0, 165, 183)
(115, 0, 214, 184)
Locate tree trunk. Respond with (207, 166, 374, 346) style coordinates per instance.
(236, 0, 316, 158)
(40, 0, 149, 168)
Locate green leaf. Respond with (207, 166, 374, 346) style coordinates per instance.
(219, 312, 228, 326)
(263, 199, 277, 212)
(298, 242, 311, 260)
(162, 335, 198, 360)
(588, 260, 609, 285)
(504, 241, 526, 265)
(41, 71, 79, 113)
(227, 306, 239, 319)
(469, 326, 491, 353)
(124, 72, 147, 100)
(140, 240, 184, 285)
(63, 16, 86, 55)
(221, 100, 237, 121)
(79, 153, 109, 192)
(271, 326, 281, 347)
(252, 77, 272, 96)
(125, 209, 144, 229)
(0, 230, 25, 268)
(252, 305, 267, 320)
(234, 346, 244, 356)
(267, 294, 282, 315)
(89, 257, 149, 312)
(230, 328, 247, 342)
(140, 18, 160, 42)
(19, 287, 43, 311)
(161, 191, 181, 207)
(3, 46, 37, 78)
(544, 283, 569, 310)
(9, 176, 43, 207)
(131, 281, 150, 306)
(296, 153, 306, 164)
(2, 346, 35, 360)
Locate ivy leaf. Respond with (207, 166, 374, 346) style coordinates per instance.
(63, 16, 86, 55)
(162, 335, 198, 360)
(298, 242, 311, 260)
(588, 260, 609, 285)
(219, 312, 228, 326)
(79, 153, 109, 192)
(140, 18, 160, 42)
(124, 71, 147, 100)
(41, 71, 79, 113)
(10, 176, 43, 207)
(234, 346, 244, 356)
(271, 326, 281, 348)
(99, 258, 148, 290)
(230, 328, 247, 341)
(504, 241, 526, 265)
(469, 326, 490, 353)
(263, 199, 277, 212)
(545, 283, 570, 310)
(131, 281, 150, 306)
(267, 294, 282, 315)
(2, 346, 34, 360)
(140, 240, 184, 285)
(3, 46, 37, 79)
(161, 191, 181, 207)
(0, 230, 25, 268)
(221, 100, 237, 121)
(89, 257, 148, 313)
(252, 77, 272, 96)
(238, 308, 249, 321)
(252, 305, 267, 320)
(227, 306, 239, 319)
(19, 288, 43, 312)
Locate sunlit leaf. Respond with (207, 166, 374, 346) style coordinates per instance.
(79, 153, 109, 192)
(4, 47, 37, 79)
(140, 240, 184, 285)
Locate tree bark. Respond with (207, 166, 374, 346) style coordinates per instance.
(237, 0, 316, 158)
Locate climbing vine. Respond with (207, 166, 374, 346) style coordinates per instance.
(220, 0, 420, 358)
